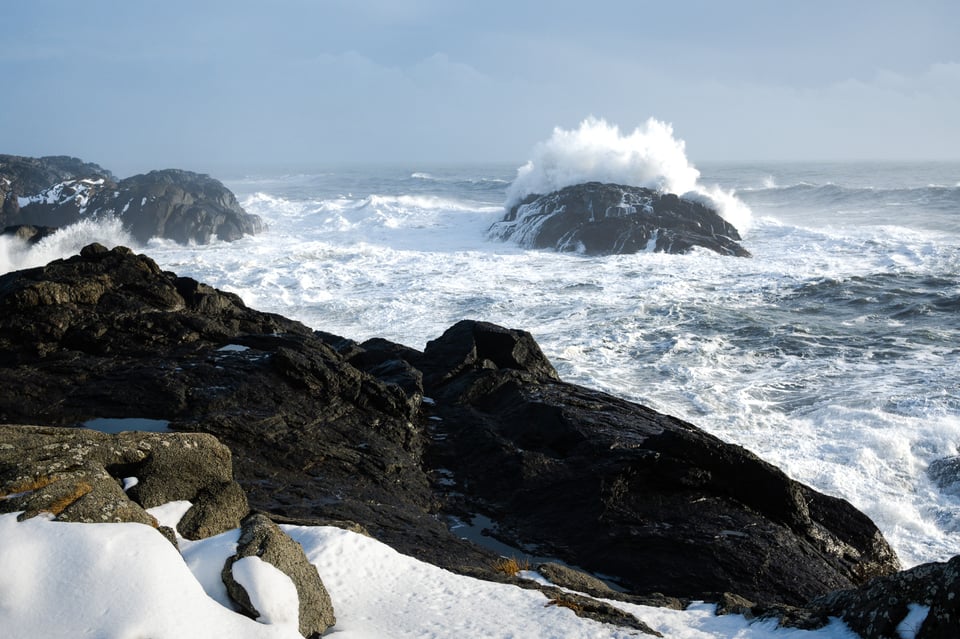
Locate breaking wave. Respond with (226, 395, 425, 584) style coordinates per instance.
(0, 217, 135, 275)
(505, 117, 753, 233)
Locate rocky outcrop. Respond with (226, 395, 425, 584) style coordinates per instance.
(0, 244, 900, 609)
(409, 321, 898, 605)
(792, 555, 960, 638)
(223, 513, 336, 638)
(0, 424, 247, 539)
(0, 155, 112, 209)
(0, 243, 493, 573)
(103, 169, 264, 243)
(490, 182, 750, 256)
(0, 155, 261, 244)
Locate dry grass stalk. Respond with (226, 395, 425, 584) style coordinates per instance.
(491, 556, 531, 577)
(545, 597, 585, 614)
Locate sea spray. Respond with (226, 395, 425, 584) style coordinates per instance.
(0, 217, 135, 275)
(505, 116, 753, 233)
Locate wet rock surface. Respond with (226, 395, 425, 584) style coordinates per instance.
(414, 321, 899, 605)
(0, 155, 261, 244)
(490, 182, 750, 256)
(0, 244, 908, 613)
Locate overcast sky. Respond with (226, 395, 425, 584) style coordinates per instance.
(3, 1, 959, 175)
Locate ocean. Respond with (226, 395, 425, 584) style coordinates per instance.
(3, 150, 959, 571)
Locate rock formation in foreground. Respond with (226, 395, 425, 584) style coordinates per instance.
(490, 181, 750, 256)
(0, 244, 899, 612)
(0, 154, 262, 244)
(0, 423, 336, 638)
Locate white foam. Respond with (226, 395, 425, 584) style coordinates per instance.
(0, 217, 136, 275)
(505, 116, 753, 232)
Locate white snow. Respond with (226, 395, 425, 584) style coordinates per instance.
(231, 556, 301, 629)
(218, 344, 251, 352)
(0, 512, 298, 639)
(895, 603, 930, 639)
(147, 499, 193, 528)
(0, 509, 866, 639)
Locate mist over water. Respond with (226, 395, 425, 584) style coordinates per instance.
(3, 132, 959, 570)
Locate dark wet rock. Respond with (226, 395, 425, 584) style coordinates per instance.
(0, 423, 245, 537)
(222, 513, 335, 638)
(490, 182, 750, 256)
(0, 155, 261, 244)
(420, 319, 561, 387)
(418, 321, 899, 606)
(0, 245, 901, 609)
(2, 224, 60, 244)
(928, 456, 960, 495)
(0, 244, 497, 573)
(176, 480, 249, 540)
(0, 155, 112, 222)
(102, 169, 263, 244)
(801, 555, 960, 639)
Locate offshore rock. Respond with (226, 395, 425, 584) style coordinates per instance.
(0, 154, 261, 244)
(2, 224, 59, 244)
(0, 424, 245, 538)
(105, 169, 263, 243)
(490, 182, 750, 256)
(223, 513, 336, 638)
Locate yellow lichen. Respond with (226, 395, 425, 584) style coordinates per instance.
(0, 475, 57, 498)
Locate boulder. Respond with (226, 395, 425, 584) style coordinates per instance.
(222, 513, 335, 638)
(805, 555, 960, 639)
(490, 182, 750, 256)
(0, 424, 246, 538)
(0, 155, 262, 244)
(927, 456, 960, 495)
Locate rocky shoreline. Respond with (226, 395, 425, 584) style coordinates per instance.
(1, 154, 262, 244)
(0, 244, 956, 638)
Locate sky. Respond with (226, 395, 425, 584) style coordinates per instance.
(2, 0, 959, 175)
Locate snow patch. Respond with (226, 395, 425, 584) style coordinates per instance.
(147, 500, 193, 529)
(896, 603, 930, 639)
(231, 556, 300, 629)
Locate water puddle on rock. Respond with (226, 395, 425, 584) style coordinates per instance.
(82, 418, 172, 434)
